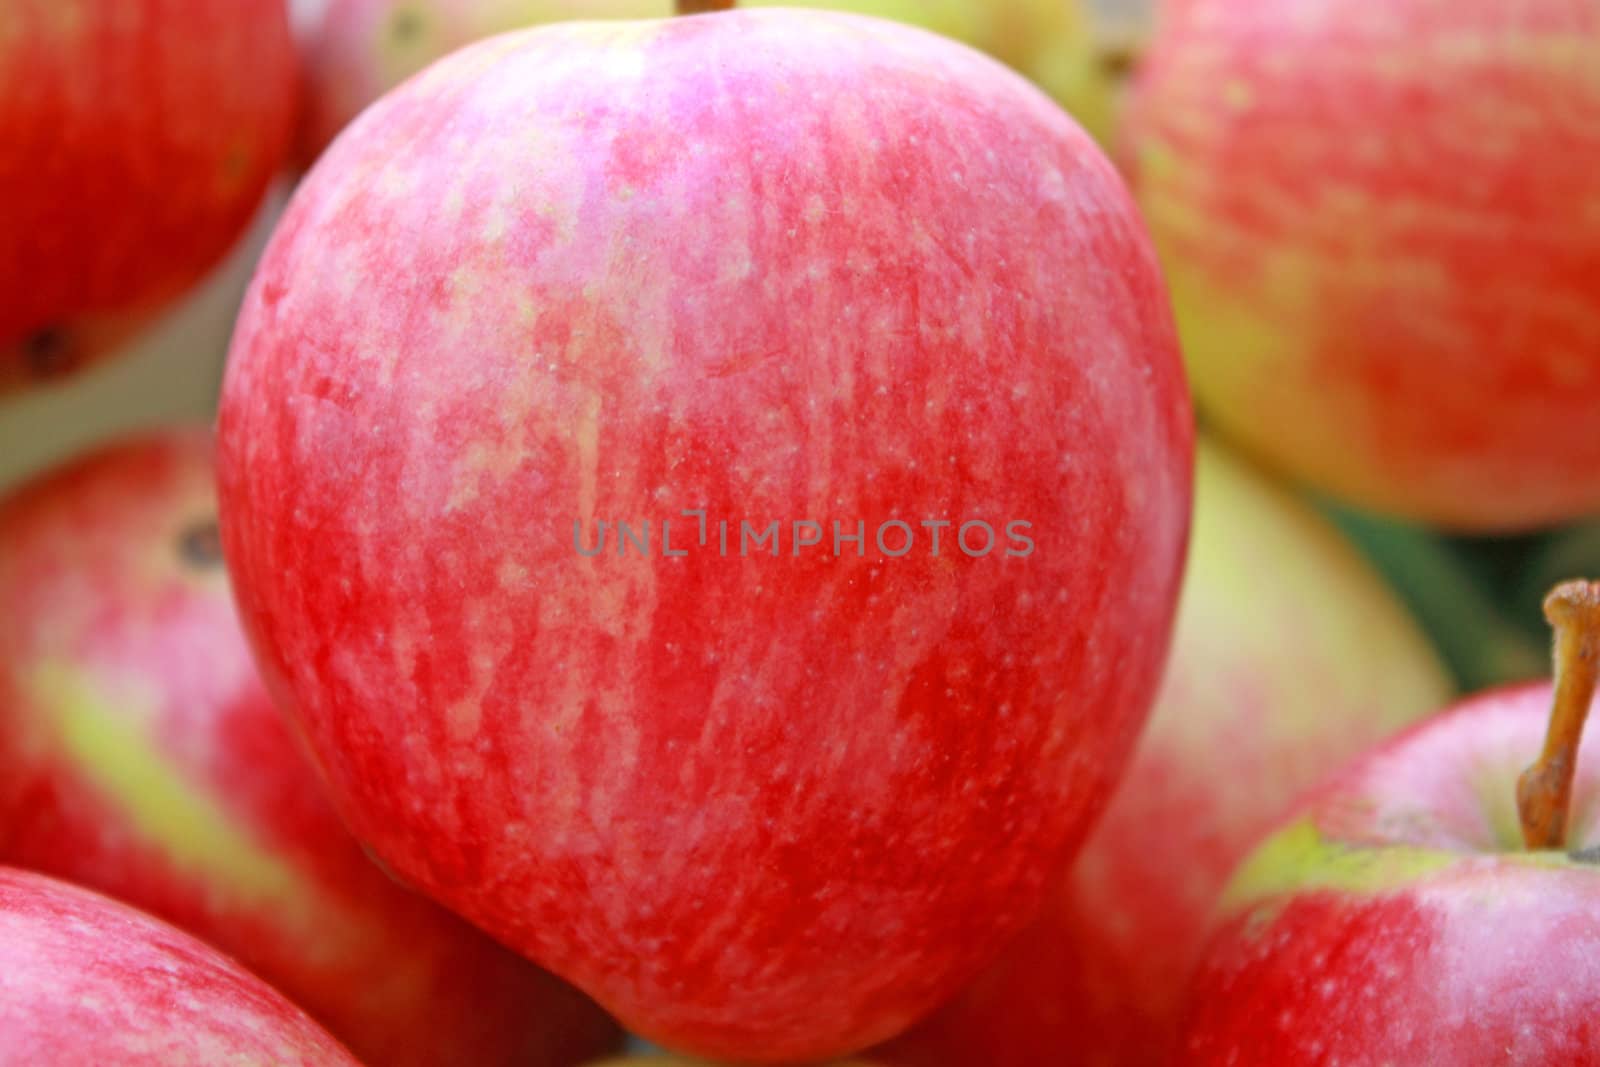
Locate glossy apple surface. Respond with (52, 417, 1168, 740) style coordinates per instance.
(0, 431, 620, 1067)
(0, 866, 357, 1066)
(0, 0, 296, 391)
(219, 10, 1192, 1061)
(295, 0, 1113, 163)
(880, 438, 1451, 1066)
(1125, 0, 1600, 529)
(1182, 682, 1600, 1063)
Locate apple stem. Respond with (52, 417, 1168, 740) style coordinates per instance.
(1517, 580, 1600, 850)
(675, 0, 734, 13)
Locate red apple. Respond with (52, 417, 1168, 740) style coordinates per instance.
(0, 866, 357, 1065)
(217, 8, 1192, 1060)
(294, 0, 1115, 166)
(879, 437, 1452, 1066)
(0, 0, 296, 391)
(1181, 581, 1600, 1064)
(1124, 0, 1600, 529)
(0, 430, 620, 1067)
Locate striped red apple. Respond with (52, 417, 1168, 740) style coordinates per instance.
(217, 6, 1192, 1060)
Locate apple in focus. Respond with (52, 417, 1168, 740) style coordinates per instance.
(1124, 0, 1600, 528)
(0, 866, 357, 1065)
(1182, 581, 1600, 1063)
(218, 9, 1192, 1061)
(879, 437, 1452, 1066)
(0, 430, 620, 1067)
(0, 0, 297, 391)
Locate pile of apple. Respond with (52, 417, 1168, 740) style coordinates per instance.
(2, 0, 1598, 1064)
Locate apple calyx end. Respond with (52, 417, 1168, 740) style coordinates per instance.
(177, 517, 224, 570)
(17, 324, 79, 379)
(1517, 579, 1600, 851)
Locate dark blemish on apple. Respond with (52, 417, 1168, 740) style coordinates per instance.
(391, 8, 424, 44)
(20, 326, 76, 378)
(178, 518, 224, 569)
(1569, 844, 1600, 865)
(1099, 46, 1139, 82)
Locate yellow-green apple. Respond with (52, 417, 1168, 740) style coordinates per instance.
(0, 866, 358, 1065)
(0, 431, 621, 1067)
(295, 0, 1118, 165)
(1125, 0, 1600, 529)
(878, 438, 1451, 1066)
(217, 8, 1193, 1060)
(0, 0, 296, 392)
(1181, 580, 1600, 1063)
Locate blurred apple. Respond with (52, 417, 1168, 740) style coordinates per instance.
(0, 0, 296, 392)
(1324, 506, 1544, 692)
(295, 0, 1121, 164)
(0, 431, 621, 1067)
(0, 185, 288, 497)
(880, 438, 1452, 1066)
(1125, 0, 1600, 529)
(0, 867, 357, 1065)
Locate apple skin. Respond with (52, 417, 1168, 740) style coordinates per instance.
(0, 866, 358, 1065)
(877, 438, 1452, 1066)
(1181, 683, 1600, 1064)
(0, 431, 621, 1067)
(218, 10, 1192, 1061)
(1124, 0, 1600, 530)
(295, 0, 1111, 164)
(0, 0, 296, 392)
